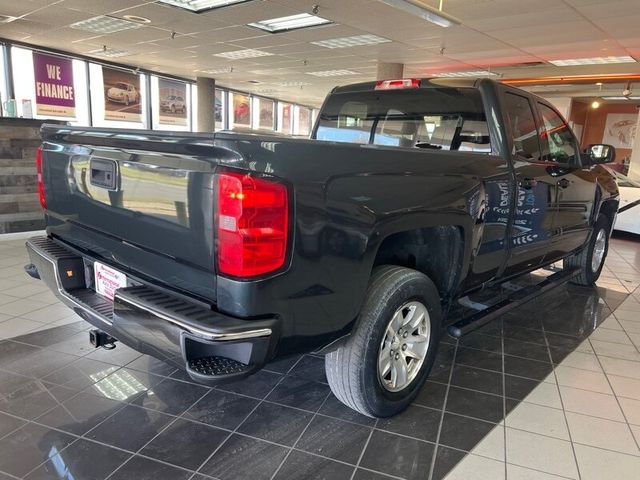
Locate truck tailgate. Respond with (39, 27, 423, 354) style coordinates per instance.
(41, 126, 229, 303)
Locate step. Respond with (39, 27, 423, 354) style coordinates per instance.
(0, 192, 39, 203)
(0, 159, 34, 167)
(0, 166, 36, 176)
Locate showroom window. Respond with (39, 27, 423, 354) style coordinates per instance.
(89, 63, 148, 129)
(0, 45, 7, 115)
(277, 102, 293, 135)
(151, 76, 191, 131)
(294, 105, 312, 137)
(215, 89, 226, 131)
(230, 91, 251, 130)
(10, 46, 90, 125)
(253, 96, 275, 131)
(504, 92, 543, 161)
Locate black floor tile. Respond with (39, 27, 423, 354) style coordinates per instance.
(273, 450, 355, 480)
(129, 377, 209, 416)
(108, 455, 193, 480)
(42, 357, 119, 390)
(216, 370, 282, 399)
(0, 423, 74, 478)
(288, 355, 327, 383)
(413, 380, 448, 410)
(450, 365, 503, 396)
(0, 380, 77, 420)
(503, 337, 550, 362)
(35, 391, 125, 436)
(141, 418, 228, 470)
(266, 375, 330, 412)
(457, 332, 502, 354)
(0, 340, 40, 365)
(352, 469, 397, 480)
(0, 369, 33, 397)
(504, 374, 539, 400)
(126, 355, 178, 377)
(378, 405, 441, 443)
(84, 404, 174, 452)
(237, 402, 312, 446)
(296, 415, 371, 464)
(199, 434, 288, 480)
(24, 439, 130, 480)
(431, 445, 467, 480)
(86, 343, 142, 367)
(502, 324, 547, 345)
(84, 367, 158, 402)
(438, 412, 498, 451)
(318, 395, 376, 427)
(14, 324, 86, 348)
(183, 389, 259, 430)
(454, 346, 503, 372)
(264, 354, 303, 375)
(445, 386, 503, 423)
(45, 330, 97, 357)
(504, 355, 553, 381)
(3, 349, 79, 379)
(359, 430, 434, 480)
(0, 411, 26, 439)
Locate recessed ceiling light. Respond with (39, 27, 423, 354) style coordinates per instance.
(70, 15, 141, 34)
(380, 0, 461, 27)
(436, 70, 497, 77)
(311, 34, 391, 49)
(248, 13, 333, 33)
(306, 69, 358, 77)
(273, 81, 311, 87)
(549, 56, 636, 66)
(214, 49, 273, 59)
(156, 0, 253, 13)
(87, 47, 131, 58)
(122, 15, 151, 24)
(0, 15, 17, 24)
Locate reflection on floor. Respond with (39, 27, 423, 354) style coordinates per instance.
(0, 235, 639, 480)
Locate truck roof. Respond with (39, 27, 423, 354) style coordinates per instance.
(331, 77, 493, 94)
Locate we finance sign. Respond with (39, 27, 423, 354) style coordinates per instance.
(33, 52, 75, 118)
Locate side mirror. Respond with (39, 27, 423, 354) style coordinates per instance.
(586, 144, 616, 164)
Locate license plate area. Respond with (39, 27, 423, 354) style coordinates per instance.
(94, 261, 127, 300)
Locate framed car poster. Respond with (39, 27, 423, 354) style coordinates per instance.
(102, 67, 142, 122)
(158, 78, 187, 126)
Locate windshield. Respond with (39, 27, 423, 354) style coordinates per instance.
(314, 87, 490, 152)
(114, 83, 130, 90)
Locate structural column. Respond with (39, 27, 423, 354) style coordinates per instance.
(376, 62, 404, 81)
(628, 111, 640, 181)
(196, 76, 215, 133)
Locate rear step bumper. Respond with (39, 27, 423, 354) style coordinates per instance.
(25, 236, 278, 385)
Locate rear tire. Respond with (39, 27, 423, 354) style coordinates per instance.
(325, 266, 441, 418)
(564, 215, 610, 286)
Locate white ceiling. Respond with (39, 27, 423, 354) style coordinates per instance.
(1, 0, 639, 106)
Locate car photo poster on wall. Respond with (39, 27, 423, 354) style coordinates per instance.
(102, 67, 142, 122)
(159, 78, 187, 126)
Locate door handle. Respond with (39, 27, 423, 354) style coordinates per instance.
(519, 177, 537, 189)
(557, 178, 571, 189)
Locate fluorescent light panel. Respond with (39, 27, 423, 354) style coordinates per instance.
(311, 34, 391, 49)
(70, 15, 141, 34)
(306, 69, 358, 77)
(87, 48, 131, 58)
(214, 49, 273, 59)
(197, 67, 233, 74)
(248, 13, 332, 33)
(436, 70, 497, 77)
(380, 0, 461, 27)
(273, 81, 311, 87)
(549, 56, 636, 66)
(156, 0, 253, 12)
(603, 96, 640, 100)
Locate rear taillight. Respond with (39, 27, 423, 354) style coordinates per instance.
(35, 146, 46, 210)
(216, 171, 289, 278)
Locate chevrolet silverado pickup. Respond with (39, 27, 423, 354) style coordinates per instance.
(25, 78, 619, 417)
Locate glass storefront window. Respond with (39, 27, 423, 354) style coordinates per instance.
(254, 97, 274, 131)
(277, 103, 292, 135)
(151, 76, 190, 131)
(295, 106, 311, 137)
(0, 45, 7, 116)
(215, 89, 226, 131)
(230, 92, 251, 130)
(10, 46, 89, 124)
(89, 63, 147, 129)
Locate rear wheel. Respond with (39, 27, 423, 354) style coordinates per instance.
(564, 214, 610, 286)
(325, 266, 441, 418)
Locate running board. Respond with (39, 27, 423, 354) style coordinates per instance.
(447, 268, 581, 338)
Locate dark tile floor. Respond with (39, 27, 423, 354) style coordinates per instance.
(0, 278, 629, 480)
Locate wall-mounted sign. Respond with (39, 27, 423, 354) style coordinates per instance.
(33, 52, 75, 118)
(603, 113, 637, 149)
(158, 78, 187, 126)
(102, 67, 142, 123)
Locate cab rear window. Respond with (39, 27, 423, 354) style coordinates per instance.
(314, 88, 490, 153)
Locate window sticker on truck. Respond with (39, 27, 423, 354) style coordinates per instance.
(94, 261, 127, 300)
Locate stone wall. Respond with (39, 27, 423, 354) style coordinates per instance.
(0, 118, 66, 234)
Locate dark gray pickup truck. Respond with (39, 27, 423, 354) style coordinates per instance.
(26, 78, 619, 417)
